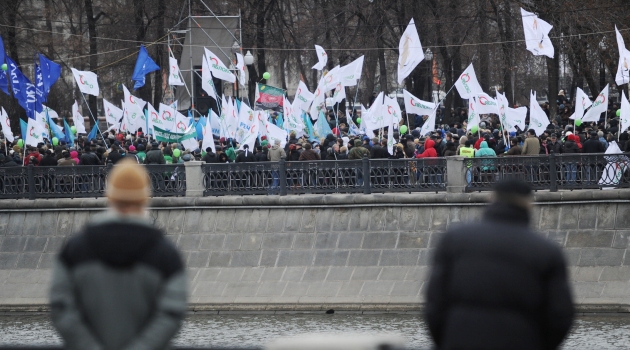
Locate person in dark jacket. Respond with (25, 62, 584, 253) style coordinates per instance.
(425, 179, 574, 350)
(547, 134, 563, 154)
(50, 160, 187, 350)
(144, 143, 165, 164)
(583, 131, 605, 154)
(298, 142, 320, 161)
(254, 146, 268, 162)
(79, 146, 101, 165)
(287, 143, 302, 161)
(371, 140, 389, 159)
(202, 147, 218, 163)
(235, 144, 255, 162)
(107, 146, 125, 164)
(39, 149, 59, 166)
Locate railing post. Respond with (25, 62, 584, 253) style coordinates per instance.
(446, 156, 467, 193)
(279, 157, 287, 196)
(27, 164, 35, 200)
(363, 157, 371, 194)
(184, 161, 204, 197)
(549, 153, 558, 192)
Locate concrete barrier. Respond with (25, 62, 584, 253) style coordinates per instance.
(0, 189, 629, 313)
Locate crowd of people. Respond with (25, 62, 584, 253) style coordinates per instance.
(0, 89, 627, 169)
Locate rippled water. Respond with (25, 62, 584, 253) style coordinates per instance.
(0, 313, 628, 349)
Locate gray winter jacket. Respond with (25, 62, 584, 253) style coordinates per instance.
(49, 212, 187, 350)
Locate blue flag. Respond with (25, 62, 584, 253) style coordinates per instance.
(38, 54, 61, 100)
(276, 112, 284, 129)
(87, 123, 99, 141)
(34, 64, 44, 113)
(6, 57, 36, 119)
(131, 45, 160, 90)
(63, 119, 75, 145)
(303, 112, 317, 142)
(19, 118, 27, 141)
(0, 36, 8, 96)
(47, 114, 65, 140)
(195, 116, 207, 140)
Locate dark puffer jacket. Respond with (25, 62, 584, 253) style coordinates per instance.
(425, 203, 574, 350)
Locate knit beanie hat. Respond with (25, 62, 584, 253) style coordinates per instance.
(106, 159, 150, 204)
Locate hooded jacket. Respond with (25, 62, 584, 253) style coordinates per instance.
(475, 141, 496, 157)
(268, 144, 286, 162)
(415, 139, 438, 158)
(235, 148, 255, 162)
(50, 212, 187, 350)
(70, 151, 80, 165)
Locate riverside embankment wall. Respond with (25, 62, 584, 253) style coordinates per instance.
(0, 190, 629, 313)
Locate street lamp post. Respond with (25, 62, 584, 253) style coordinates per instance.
(243, 50, 254, 105)
(231, 41, 241, 99)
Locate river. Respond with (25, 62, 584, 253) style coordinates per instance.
(0, 313, 628, 349)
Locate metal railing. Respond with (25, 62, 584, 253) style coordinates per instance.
(465, 153, 630, 192)
(0, 164, 187, 199)
(202, 158, 447, 196)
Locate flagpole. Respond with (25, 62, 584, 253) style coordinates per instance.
(78, 92, 108, 150)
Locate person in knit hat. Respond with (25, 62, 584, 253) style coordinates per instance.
(50, 159, 187, 350)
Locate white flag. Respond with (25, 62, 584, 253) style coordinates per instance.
(455, 63, 483, 99)
(294, 80, 314, 112)
(103, 98, 122, 125)
(621, 91, 630, 134)
(236, 102, 257, 144)
(72, 101, 87, 134)
(235, 52, 247, 87)
(615, 26, 630, 86)
(419, 107, 438, 136)
(201, 124, 216, 154)
(158, 103, 177, 131)
(265, 122, 288, 148)
(403, 89, 435, 116)
(309, 76, 327, 120)
(397, 19, 424, 84)
(209, 110, 221, 136)
(466, 97, 481, 132)
(25, 117, 47, 147)
(201, 55, 218, 100)
(147, 103, 159, 133)
(473, 92, 499, 115)
(569, 87, 592, 120)
(383, 96, 400, 155)
(496, 92, 510, 130)
(364, 92, 385, 132)
(583, 84, 609, 122)
(168, 57, 185, 86)
(204, 48, 235, 83)
(507, 106, 527, 131)
(181, 126, 198, 152)
(70, 68, 100, 96)
(359, 104, 374, 138)
(521, 8, 555, 58)
(173, 111, 191, 134)
(529, 91, 550, 137)
(0, 107, 14, 142)
(323, 65, 342, 92)
(42, 105, 58, 119)
(331, 83, 346, 104)
(340, 55, 364, 87)
(312, 45, 328, 70)
(123, 85, 147, 133)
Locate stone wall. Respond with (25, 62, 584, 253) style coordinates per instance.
(0, 190, 629, 312)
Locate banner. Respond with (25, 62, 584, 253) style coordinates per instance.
(474, 92, 499, 115)
(235, 52, 246, 87)
(466, 97, 480, 132)
(25, 117, 47, 147)
(103, 99, 122, 125)
(521, 8, 554, 58)
(201, 54, 218, 100)
(383, 95, 400, 155)
(153, 125, 196, 143)
(599, 142, 629, 188)
(0, 37, 8, 95)
(569, 87, 592, 120)
(256, 84, 284, 110)
(309, 77, 326, 120)
(397, 19, 424, 84)
(39, 54, 61, 100)
(312, 45, 328, 70)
